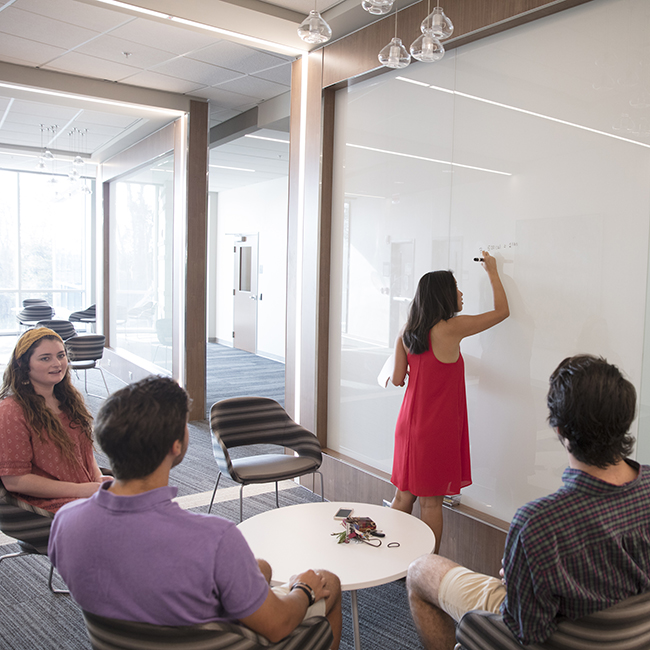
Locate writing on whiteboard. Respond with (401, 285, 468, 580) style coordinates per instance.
(480, 242, 519, 252)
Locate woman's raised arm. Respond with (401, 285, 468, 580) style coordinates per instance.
(445, 251, 509, 340)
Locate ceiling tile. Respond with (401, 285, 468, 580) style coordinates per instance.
(188, 40, 292, 74)
(251, 63, 292, 86)
(0, 6, 100, 50)
(150, 56, 244, 86)
(74, 110, 142, 128)
(43, 51, 141, 82)
(109, 17, 219, 55)
(214, 75, 288, 101)
(0, 31, 67, 66)
(9, 99, 81, 121)
(121, 70, 205, 94)
(75, 34, 177, 69)
(190, 86, 258, 109)
(14, 0, 133, 32)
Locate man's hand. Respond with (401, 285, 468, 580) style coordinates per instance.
(290, 569, 330, 603)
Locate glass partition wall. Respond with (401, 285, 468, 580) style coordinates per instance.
(328, 0, 650, 522)
(108, 154, 174, 372)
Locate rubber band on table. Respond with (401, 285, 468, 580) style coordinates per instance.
(387, 541, 401, 548)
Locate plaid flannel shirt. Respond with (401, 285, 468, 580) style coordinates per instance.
(501, 460, 650, 644)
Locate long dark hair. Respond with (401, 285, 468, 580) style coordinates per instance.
(403, 271, 458, 355)
(0, 334, 93, 467)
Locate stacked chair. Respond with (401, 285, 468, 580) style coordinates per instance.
(36, 320, 78, 341)
(16, 303, 54, 327)
(69, 304, 96, 331)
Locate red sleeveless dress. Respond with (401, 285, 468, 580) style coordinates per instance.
(391, 342, 472, 496)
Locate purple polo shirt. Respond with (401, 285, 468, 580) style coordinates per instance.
(49, 482, 269, 625)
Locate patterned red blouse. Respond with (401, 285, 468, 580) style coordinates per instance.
(0, 396, 97, 513)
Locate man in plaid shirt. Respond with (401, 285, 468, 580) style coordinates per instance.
(406, 355, 650, 649)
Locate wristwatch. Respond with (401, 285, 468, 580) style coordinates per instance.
(290, 581, 316, 606)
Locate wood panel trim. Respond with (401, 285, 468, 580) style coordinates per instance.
(185, 100, 209, 420)
(316, 88, 336, 445)
(322, 0, 594, 88)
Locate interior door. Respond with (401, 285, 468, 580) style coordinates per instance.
(233, 235, 258, 353)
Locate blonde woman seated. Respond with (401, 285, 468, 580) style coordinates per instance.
(0, 328, 106, 513)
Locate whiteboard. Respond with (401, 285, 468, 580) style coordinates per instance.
(327, 0, 650, 523)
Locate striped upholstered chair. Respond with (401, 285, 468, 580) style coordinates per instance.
(82, 610, 333, 650)
(36, 319, 78, 341)
(0, 478, 67, 593)
(208, 397, 324, 522)
(454, 591, 650, 650)
(65, 334, 109, 398)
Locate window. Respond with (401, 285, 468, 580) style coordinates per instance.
(0, 170, 93, 333)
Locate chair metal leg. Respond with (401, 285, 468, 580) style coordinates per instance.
(208, 472, 222, 514)
(86, 367, 109, 399)
(48, 563, 69, 594)
(275, 482, 279, 508)
(0, 549, 31, 563)
(315, 471, 324, 501)
(239, 484, 245, 523)
(1, 550, 69, 594)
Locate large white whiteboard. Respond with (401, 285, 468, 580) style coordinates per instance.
(328, 0, 650, 523)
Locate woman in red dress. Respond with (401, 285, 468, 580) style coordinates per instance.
(390, 251, 509, 553)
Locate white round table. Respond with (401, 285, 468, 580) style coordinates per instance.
(238, 501, 435, 650)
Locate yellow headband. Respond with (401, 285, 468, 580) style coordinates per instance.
(15, 328, 64, 359)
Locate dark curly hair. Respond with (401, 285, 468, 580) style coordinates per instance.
(547, 355, 636, 468)
(403, 270, 458, 355)
(95, 375, 191, 480)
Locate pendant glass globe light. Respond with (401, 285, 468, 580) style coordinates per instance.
(411, 0, 445, 62)
(378, 7, 410, 69)
(421, 5, 453, 40)
(362, 0, 394, 15)
(379, 37, 411, 68)
(297, 2, 332, 44)
(410, 32, 444, 62)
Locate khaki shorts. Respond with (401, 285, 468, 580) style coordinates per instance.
(272, 583, 327, 619)
(438, 566, 506, 622)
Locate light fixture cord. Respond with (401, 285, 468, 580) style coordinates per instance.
(394, 5, 398, 38)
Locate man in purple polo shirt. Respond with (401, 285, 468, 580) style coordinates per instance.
(48, 376, 342, 648)
(405, 355, 650, 649)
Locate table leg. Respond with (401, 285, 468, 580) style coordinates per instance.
(351, 589, 361, 650)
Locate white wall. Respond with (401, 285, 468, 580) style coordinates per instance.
(213, 177, 288, 361)
(328, 0, 650, 523)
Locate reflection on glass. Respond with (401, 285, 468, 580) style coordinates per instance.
(109, 154, 173, 372)
(329, 0, 650, 523)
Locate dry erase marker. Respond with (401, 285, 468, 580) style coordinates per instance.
(473, 257, 484, 262)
